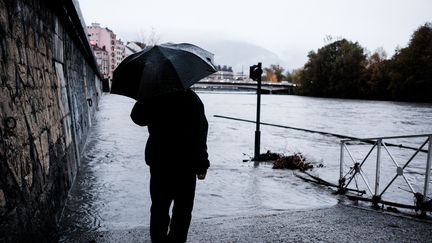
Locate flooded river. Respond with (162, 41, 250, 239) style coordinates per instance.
(59, 92, 432, 237)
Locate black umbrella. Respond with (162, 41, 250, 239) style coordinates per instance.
(111, 43, 217, 100)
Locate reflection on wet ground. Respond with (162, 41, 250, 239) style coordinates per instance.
(59, 92, 432, 239)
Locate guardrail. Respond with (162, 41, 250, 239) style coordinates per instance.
(338, 134, 432, 215)
(198, 79, 294, 87)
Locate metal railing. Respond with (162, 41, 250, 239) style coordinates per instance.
(338, 134, 432, 214)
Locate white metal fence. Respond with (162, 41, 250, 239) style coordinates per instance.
(338, 134, 432, 214)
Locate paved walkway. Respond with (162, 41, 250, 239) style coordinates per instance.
(64, 204, 432, 242)
(60, 95, 432, 242)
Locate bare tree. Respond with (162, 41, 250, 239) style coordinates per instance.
(323, 34, 343, 44)
(136, 27, 161, 47)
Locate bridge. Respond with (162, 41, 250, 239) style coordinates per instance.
(192, 79, 295, 94)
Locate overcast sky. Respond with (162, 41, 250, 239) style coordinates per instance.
(77, 0, 431, 71)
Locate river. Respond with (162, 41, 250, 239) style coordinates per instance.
(59, 92, 432, 238)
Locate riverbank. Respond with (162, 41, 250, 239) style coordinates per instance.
(59, 93, 432, 241)
(63, 203, 432, 242)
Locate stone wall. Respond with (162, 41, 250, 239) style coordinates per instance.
(0, 0, 102, 241)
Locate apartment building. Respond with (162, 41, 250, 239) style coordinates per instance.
(87, 23, 125, 79)
(89, 42, 109, 78)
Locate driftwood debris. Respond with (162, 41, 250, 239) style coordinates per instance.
(252, 150, 282, 161)
(253, 150, 315, 171)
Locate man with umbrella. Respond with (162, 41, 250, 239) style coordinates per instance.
(111, 43, 216, 242)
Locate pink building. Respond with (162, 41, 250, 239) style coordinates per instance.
(87, 23, 125, 79)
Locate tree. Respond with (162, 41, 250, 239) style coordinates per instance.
(136, 27, 160, 47)
(263, 68, 277, 82)
(271, 64, 285, 81)
(388, 23, 432, 102)
(264, 64, 285, 82)
(290, 68, 304, 94)
(284, 70, 292, 82)
(364, 48, 391, 100)
(299, 39, 367, 98)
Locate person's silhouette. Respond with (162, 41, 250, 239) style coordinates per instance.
(131, 89, 209, 242)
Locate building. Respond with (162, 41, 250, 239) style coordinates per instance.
(211, 70, 234, 80)
(87, 23, 125, 79)
(234, 72, 249, 81)
(206, 65, 234, 81)
(89, 42, 109, 78)
(125, 41, 145, 56)
(115, 39, 126, 68)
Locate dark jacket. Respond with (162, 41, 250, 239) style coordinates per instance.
(130, 89, 209, 174)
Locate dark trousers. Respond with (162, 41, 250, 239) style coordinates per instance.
(149, 167, 197, 243)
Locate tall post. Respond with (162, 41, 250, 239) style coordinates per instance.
(375, 139, 382, 196)
(254, 65, 262, 163)
(339, 141, 345, 190)
(423, 136, 432, 200)
(250, 62, 263, 164)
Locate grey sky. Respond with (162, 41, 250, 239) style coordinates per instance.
(78, 0, 431, 71)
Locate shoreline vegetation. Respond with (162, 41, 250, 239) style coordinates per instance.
(264, 22, 432, 103)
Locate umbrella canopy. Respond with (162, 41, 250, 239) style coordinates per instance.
(111, 43, 217, 100)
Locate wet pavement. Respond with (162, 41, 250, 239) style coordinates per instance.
(59, 92, 432, 242)
(64, 204, 432, 242)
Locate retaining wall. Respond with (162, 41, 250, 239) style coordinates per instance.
(0, 0, 102, 241)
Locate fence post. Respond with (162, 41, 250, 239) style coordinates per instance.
(423, 136, 432, 200)
(373, 139, 382, 207)
(339, 141, 345, 191)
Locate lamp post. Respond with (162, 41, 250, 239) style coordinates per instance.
(250, 62, 263, 165)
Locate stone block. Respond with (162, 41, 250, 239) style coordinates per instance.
(32, 67, 41, 88)
(47, 70, 56, 88)
(49, 123, 60, 148)
(53, 35, 63, 62)
(38, 69, 47, 88)
(21, 146, 33, 188)
(0, 1, 8, 30)
(25, 47, 36, 69)
(54, 16, 61, 36)
(46, 39, 53, 62)
(25, 26, 35, 49)
(0, 36, 5, 61)
(7, 37, 19, 63)
(0, 189, 5, 207)
(37, 52, 47, 70)
(16, 63, 27, 86)
(4, 136, 23, 188)
(37, 130, 50, 176)
(5, 62, 15, 86)
(21, 98, 37, 138)
(37, 35, 46, 56)
(10, 12, 24, 41)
